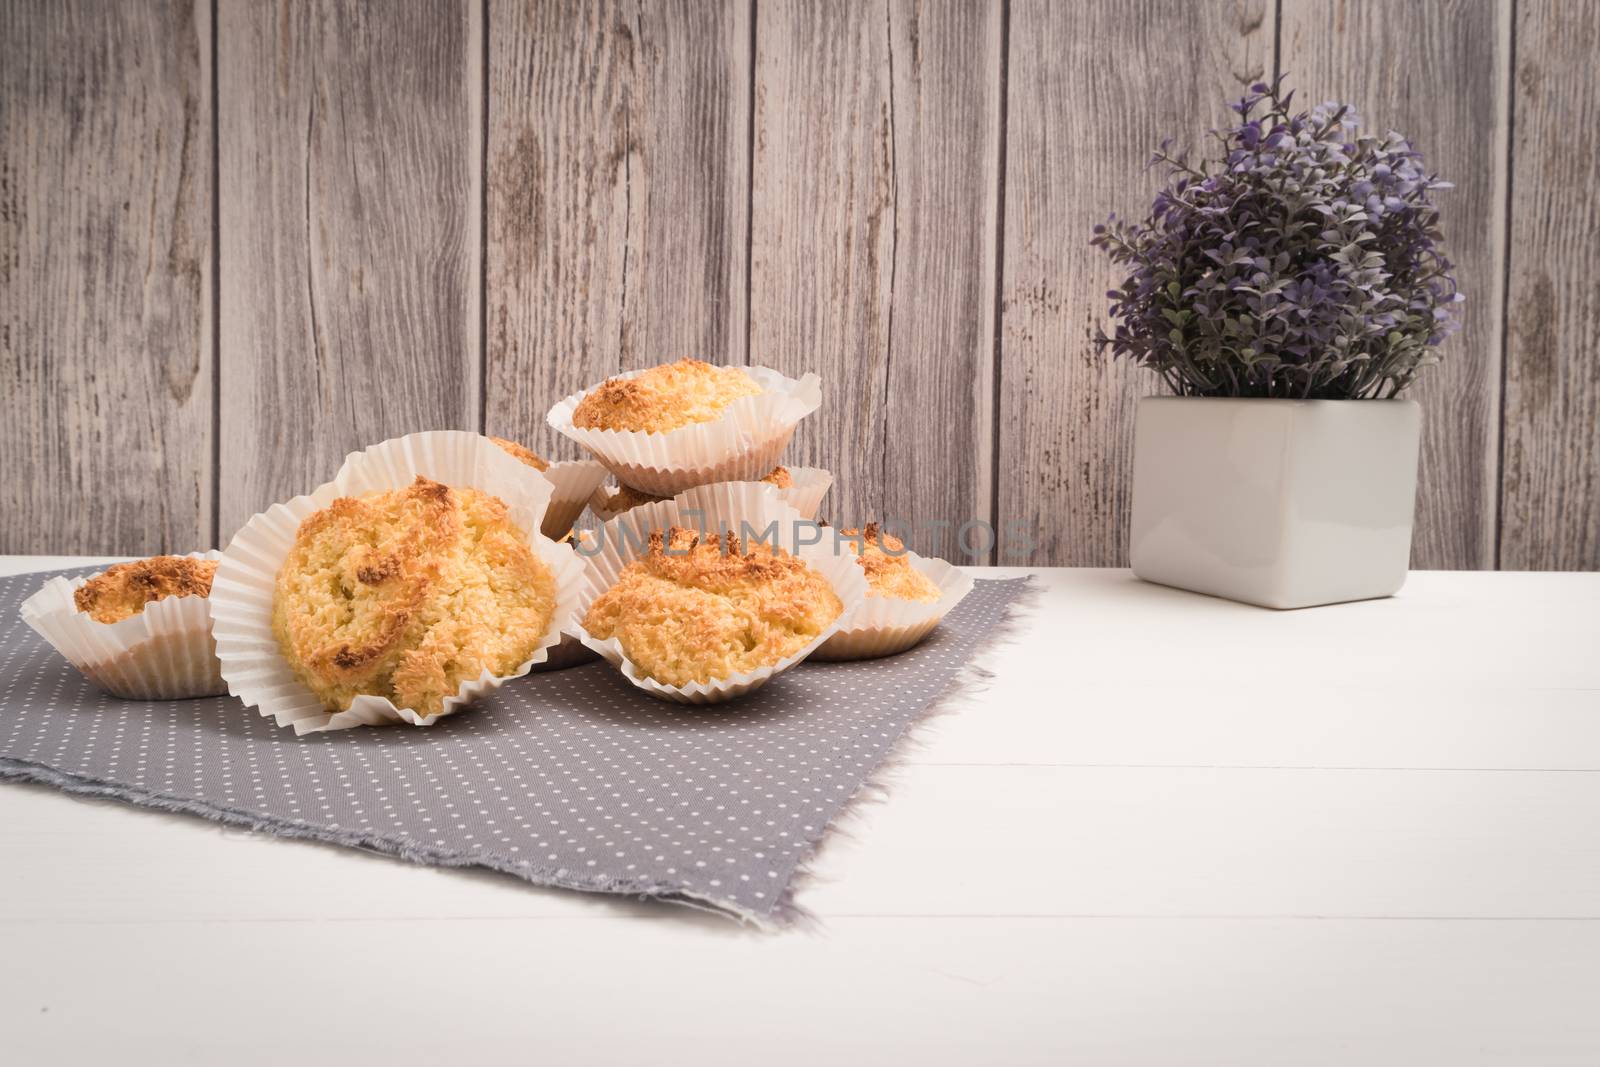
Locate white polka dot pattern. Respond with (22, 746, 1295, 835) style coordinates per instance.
(0, 568, 1030, 924)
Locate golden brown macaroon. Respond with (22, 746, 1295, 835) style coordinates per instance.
(571, 359, 762, 434)
(74, 556, 218, 624)
(838, 523, 941, 603)
(272, 476, 558, 715)
(597, 467, 793, 517)
(489, 436, 549, 471)
(582, 526, 842, 687)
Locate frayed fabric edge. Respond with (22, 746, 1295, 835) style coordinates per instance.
(772, 575, 1043, 930)
(0, 756, 759, 925)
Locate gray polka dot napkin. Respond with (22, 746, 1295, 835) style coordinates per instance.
(0, 567, 1029, 925)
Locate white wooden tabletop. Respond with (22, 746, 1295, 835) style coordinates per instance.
(3, 556, 1598, 1065)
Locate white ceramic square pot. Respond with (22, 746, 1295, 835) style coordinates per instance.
(1129, 397, 1421, 609)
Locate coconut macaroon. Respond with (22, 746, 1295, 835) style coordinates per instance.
(595, 466, 793, 517)
(582, 526, 842, 688)
(74, 556, 219, 624)
(22, 552, 227, 700)
(489, 436, 549, 471)
(571, 359, 762, 434)
(271, 476, 558, 715)
(837, 523, 942, 603)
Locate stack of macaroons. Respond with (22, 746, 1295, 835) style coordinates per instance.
(546, 360, 848, 700)
(549, 360, 970, 700)
(20, 360, 974, 728)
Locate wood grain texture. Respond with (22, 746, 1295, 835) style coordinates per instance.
(8, 0, 1600, 570)
(0, 0, 212, 554)
(750, 0, 892, 531)
(878, 0, 1003, 558)
(1280, 0, 1509, 570)
(216, 0, 481, 540)
(485, 0, 750, 459)
(750, 0, 1002, 556)
(998, 0, 1274, 566)
(1500, 0, 1600, 570)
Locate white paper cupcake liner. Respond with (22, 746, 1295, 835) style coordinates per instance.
(811, 551, 976, 661)
(587, 466, 835, 524)
(574, 481, 868, 704)
(530, 631, 600, 673)
(20, 551, 227, 700)
(538, 458, 609, 539)
(210, 431, 588, 734)
(777, 467, 833, 520)
(548, 364, 822, 497)
(532, 537, 603, 674)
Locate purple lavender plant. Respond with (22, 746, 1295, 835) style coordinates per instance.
(1092, 78, 1462, 399)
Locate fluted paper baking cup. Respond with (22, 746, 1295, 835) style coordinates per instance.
(531, 631, 600, 673)
(539, 458, 609, 539)
(778, 467, 832, 520)
(20, 551, 227, 700)
(210, 431, 588, 734)
(811, 552, 975, 661)
(574, 481, 868, 704)
(587, 466, 835, 524)
(548, 364, 823, 497)
(532, 537, 602, 673)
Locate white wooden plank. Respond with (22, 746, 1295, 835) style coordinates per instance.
(3, 915, 1598, 1066)
(7, 758, 1600, 922)
(913, 683, 1600, 771)
(989, 569, 1600, 691)
(0, 782, 600, 923)
(799, 764, 1600, 918)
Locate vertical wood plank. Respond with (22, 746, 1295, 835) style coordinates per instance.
(0, 0, 213, 554)
(1501, 0, 1600, 570)
(751, 1, 892, 529)
(998, 0, 1274, 565)
(880, 0, 1003, 558)
(485, 0, 750, 457)
(1280, 0, 1510, 570)
(750, 0, 1002, 556)
(217, 0, 481, 539)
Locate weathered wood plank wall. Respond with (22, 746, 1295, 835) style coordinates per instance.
(1501, 0, 1600, 570)
(750, 1, 898, 537)
(2, 0, 1597, 571)
(751, 0, 1001, 555)
(1, 0, 213, 554)
(216, 0, 482, 539)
